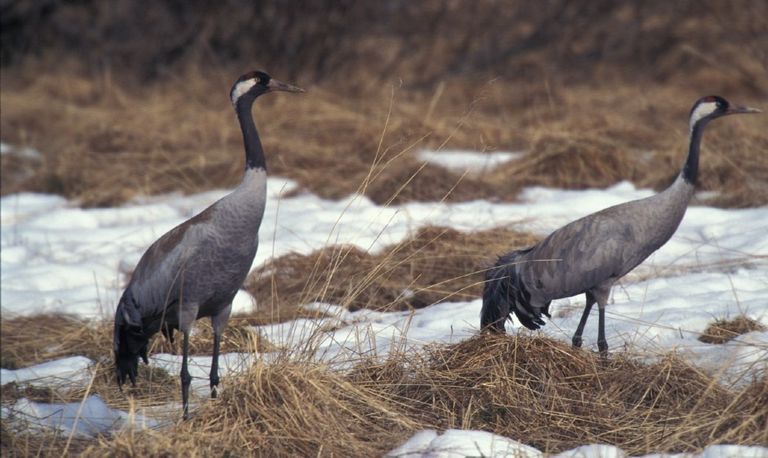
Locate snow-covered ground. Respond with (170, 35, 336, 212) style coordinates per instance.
(387, 430, 768, 458)
(416, 149, 523, 175)
(1, 149, 767, 456)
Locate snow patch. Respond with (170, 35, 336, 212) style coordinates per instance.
(1, 356, 94, 388)
(1, 395, 158, 439)
(416, 149, 523, 174)
(386, 428, 542, 458)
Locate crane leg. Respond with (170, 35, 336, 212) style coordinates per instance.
(210, 332, 221, 398)
(594, 288, 610, 357)
(572, 292, 595, 348)
(597, 305, 608, 356)
(180, 330, 192, 420)
(209, 303, 231, 399)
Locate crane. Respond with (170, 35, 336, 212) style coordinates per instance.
(481, 95, 760, 355)
(113, 71, 303, 417)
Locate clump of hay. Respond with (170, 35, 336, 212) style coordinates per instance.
(84, 358, 422, 457)
(364, 159, 501, 204)
(246, 225, 539, 315)
(80, 334, 767, 457)
(698, 316, 766, 344)
(374, 335, 767, 454)
(0, 314, 111, 369)
(0, 383, 58, 405)
(0, 314, 264, 410)
(495, 129, 650, 190)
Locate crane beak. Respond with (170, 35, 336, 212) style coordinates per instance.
(726, 105, 761, 115)
(266, 78, 305, 93)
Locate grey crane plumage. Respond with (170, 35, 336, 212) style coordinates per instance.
(113, 71, 303, 418)
(481, 95, 760, 354)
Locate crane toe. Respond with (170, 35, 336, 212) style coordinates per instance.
(210, 371, 220, 398)
(597, 339, 608, 356)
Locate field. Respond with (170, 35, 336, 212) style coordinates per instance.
(2, 1, 768, 456)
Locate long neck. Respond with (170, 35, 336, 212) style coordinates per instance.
(681, 120, 706, 184)
(235, 98, 266, 171)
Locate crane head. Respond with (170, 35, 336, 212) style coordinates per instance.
(114, 323, 149, 388)
(230, 70, 304, 105)
(689, 95, 761, 131)
(113, 298, 149, 388)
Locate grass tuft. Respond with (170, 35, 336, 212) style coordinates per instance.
(246, 225, 539, 318)
(3, 320, 766, 456)
(2, 69, 765, 209)
(698, 316, 767, 345)
(73, 335, 768, 456)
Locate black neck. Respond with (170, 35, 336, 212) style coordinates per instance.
(235, 97, 266, 171)
(682, 120, 706, 184)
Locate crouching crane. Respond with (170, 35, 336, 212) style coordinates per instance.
(113, 71, 303, 418)
(481, 96, 760, 354)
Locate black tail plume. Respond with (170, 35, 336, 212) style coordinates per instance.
(481, 256, 515, 333)
(482, 250, 547, 333)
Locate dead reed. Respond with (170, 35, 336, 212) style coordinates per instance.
(3, 315, 766, 456)
(246, 225, 539, 318)
(2, 69, 765, 209)
(699, 316, 767, 345)
(53, 335, 768, 456)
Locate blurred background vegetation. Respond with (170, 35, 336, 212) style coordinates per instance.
(3, 0, 766, 88)
(1, 0, 766, 206)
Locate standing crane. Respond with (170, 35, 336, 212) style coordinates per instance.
(113, 71, 303, 418)
(481, 95, 760, 354)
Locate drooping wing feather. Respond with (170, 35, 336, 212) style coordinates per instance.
(481, 254, 514, 332)
(482, 248, 549, 332)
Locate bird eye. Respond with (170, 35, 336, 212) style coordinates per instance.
(716, 99, 726, 110)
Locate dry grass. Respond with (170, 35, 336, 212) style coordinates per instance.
(1, 427, 93, 458)
(392, 336, 768, 453)
(3, 314, 766, 456)
(699, 316, 767, 345)
(246, 225, 539, 319)
(0, 314, 271, 371)
(0, 315, 111, 370)
(2, 66, 766, 209)
(3, 335, 763, 457)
